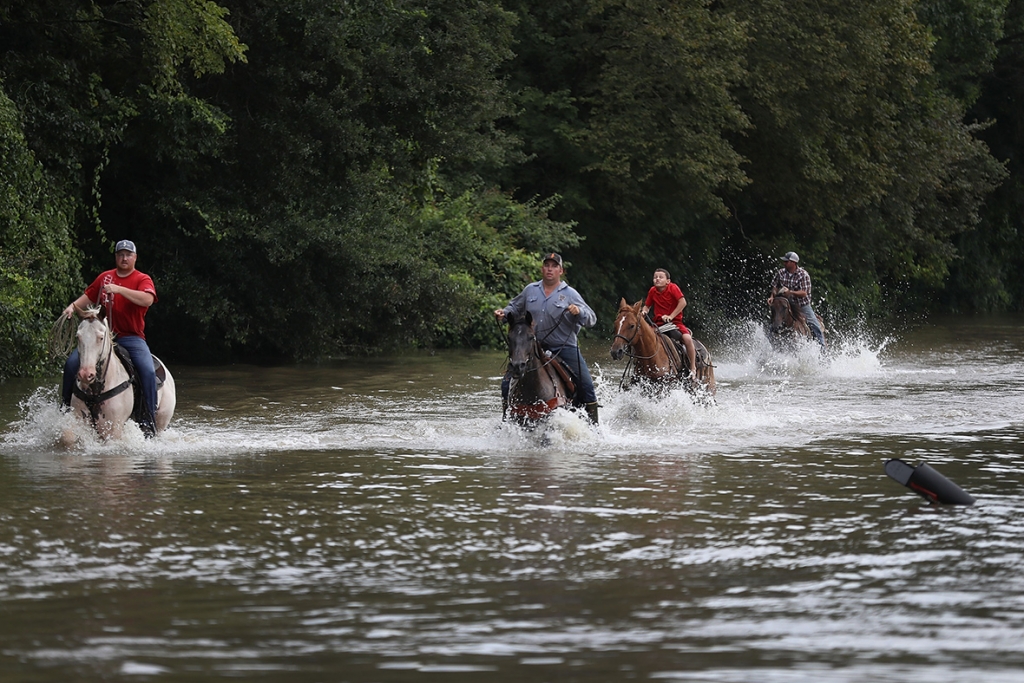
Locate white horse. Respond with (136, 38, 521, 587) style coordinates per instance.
(67, 307, 176, 440)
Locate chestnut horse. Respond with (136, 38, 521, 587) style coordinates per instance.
(610, 299, 715, 395)
(68, 307, 176, 439)
(504, 312, 572, 425)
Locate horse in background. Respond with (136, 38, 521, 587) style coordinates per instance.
(504, 311, 573, 426)
(610, 299, 716, 396)
(768, 291, 818, 350)
(66, 306, 176, 440)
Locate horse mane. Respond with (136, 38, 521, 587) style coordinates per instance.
(506, 311, 532, 328)
(782, 293, 806, 324)
(79, 305, 103, 320)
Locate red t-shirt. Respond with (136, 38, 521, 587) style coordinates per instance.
(84, 268, 157, 339)
(645, 283, 689, 333)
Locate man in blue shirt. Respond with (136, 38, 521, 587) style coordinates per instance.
(494, 252, 599, 424)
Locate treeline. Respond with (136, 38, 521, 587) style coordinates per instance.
(1, 0, 1022, 377)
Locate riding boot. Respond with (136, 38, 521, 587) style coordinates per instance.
(584, 402, 599, 425)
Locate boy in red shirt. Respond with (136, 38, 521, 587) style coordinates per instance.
(641, 268, 697, 379)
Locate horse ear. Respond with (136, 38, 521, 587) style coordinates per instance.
(619, 297, 628, 309)
(524, 311, 533, 326)
(506, 313, 516, 326)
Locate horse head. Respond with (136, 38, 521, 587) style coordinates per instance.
(769, 293, 811, 341)
(769, 294, 795, 335)
(75, 307, 111, 389)
(506, 311, 536, 379)
(610, 298, 643, 360)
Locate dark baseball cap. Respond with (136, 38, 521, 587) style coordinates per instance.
(542, 252, 563, 266)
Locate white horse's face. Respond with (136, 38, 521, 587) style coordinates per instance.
(76, 317, 109, 386)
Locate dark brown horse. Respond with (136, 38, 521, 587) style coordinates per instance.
(768, 292, 813, 349)
(610, 299, 716, 395)
(505, 312, 572, 425)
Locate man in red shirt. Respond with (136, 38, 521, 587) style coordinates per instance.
(61, 240, 160, 436)
(641, 268, 697, 379)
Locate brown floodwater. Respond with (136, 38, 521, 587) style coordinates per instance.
(2, 317, 1023, 682)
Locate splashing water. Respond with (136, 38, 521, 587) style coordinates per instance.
(4, 318, 1024, 683)
(3, 324, 896, 462)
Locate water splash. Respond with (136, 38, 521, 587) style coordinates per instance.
(715, 319, 890, 380)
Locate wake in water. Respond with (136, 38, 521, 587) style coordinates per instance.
(715, 319, 891, 380)
(2, 324, 894, 461)
(3, 387, 155, 454)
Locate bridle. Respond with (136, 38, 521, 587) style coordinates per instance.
(612, 310, 657, 360)
(614, 309, 686, 387)
(71, 317, 132, 424)
(505, 318, 570, 420)
(770, 295, 797, 334)
(508, 321, 556, 376)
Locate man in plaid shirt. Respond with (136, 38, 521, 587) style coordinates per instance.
(768, 251, 825, 346)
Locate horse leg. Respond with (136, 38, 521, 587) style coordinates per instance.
(155, 368, 176, 433)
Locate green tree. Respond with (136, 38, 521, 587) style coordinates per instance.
(945, 0, 1024, 312)
(499, 0, 1005, 326)
(500, 0, 750, 319)
(100, 0, 573, 359)
(0, 0, 247, 247)
(709, 0, 1004, 319)
(0, 0, 247, 376)
(0, 85, 79, 378)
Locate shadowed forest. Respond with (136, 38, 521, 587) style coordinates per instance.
(3, 0, 1024, 377)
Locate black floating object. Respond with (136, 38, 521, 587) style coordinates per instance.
(885, 459, 976, 506)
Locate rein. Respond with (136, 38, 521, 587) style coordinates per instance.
(505, 321, 570, 417)
(72, 319, 133, 425)
(613, 313, 659, 361)
(615, 311, 686, 386)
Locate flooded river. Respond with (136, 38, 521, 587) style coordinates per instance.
(2, 317, 1024, 682)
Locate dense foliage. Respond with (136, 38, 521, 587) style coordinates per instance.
(2, 0, 1023, 377)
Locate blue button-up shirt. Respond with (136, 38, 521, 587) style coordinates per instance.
(503, 280, 597, 349)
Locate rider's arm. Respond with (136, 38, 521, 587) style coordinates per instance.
(784, 271, 810, 298)
(63, 293, 94, 319)
(570, 293, 597, 328)
(665, 295, 686, 321)
(497, 284, 530, 320)
(106, 285, 155, 308)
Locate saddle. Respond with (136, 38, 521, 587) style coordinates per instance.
(112, 344, 168, 425)
(650, 323, 687, 376)
(535, 341, 576, 399)
(654, 323, 709, 379)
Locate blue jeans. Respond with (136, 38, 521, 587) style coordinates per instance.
(502, 345, 597, 405)
(800, 304, 826, 346)
(63, 335, 157, 425)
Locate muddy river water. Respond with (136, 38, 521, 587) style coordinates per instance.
(2, 317, 1023, 682)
